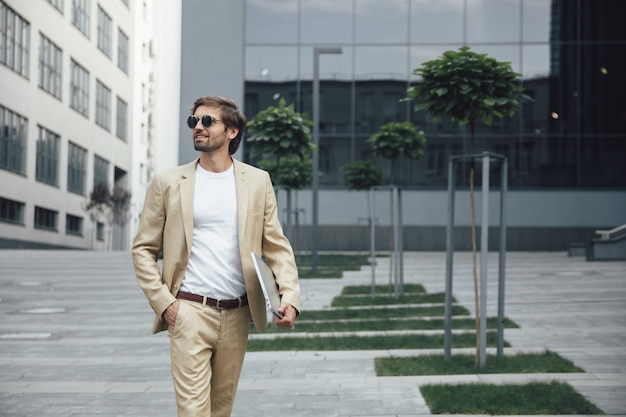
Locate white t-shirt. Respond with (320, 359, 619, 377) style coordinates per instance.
(179, 163, 246, 299)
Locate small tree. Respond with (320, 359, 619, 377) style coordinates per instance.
(83, 184, 131, 250)
(246, 98, 314, 185)
(246, 98, 315, 249)
(408, 46, 530, 365)
(342, 159, 384, 264)
(367, 121, 427, 289)
(367, 121, 427, 185)
(342, 160, 384, 191)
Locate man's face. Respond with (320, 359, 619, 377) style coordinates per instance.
(190, 105, 234, 154)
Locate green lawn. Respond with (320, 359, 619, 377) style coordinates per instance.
(375, 351, 583, 376)
(421, 380, 604, 415)
(247, 331, 508, 351)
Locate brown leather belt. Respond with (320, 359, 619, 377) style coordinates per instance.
(176, 291, 248, 309)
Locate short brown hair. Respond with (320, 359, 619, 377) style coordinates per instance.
(190, 96, 247, 155)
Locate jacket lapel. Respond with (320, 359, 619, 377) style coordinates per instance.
(179, 159, 198, 259)
(233, 159, 249, 247)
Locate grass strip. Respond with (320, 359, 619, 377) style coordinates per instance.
(247, 331, 508, 351)
(332, 292, 448, 306)
(254, 316, 518, 333)
(341, 283, 426, 295)
(420, 380, 604, 414)
(375, 351, 582, 376)
(299, 304, 471, 321)
(296, 254, 371, 278)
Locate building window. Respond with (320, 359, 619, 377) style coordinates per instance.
(36, 125, 60, 186)
(0, 105, 27, 175)
(34, 206, 58, 231)
(96, 221, 105, 241)
(117, 28, 129, 73)
(95, 80, 111, 130)
(47, 0, 63, 13)
(93, 154, 109, 188)
(66, 213, 83, 236)
(70, 58, 89, 116)
(39, 33, 63, 99)
(71, 0, 90, 36)
(0, 196, 24, 224)
(116, 96, 128, 140)
(97, 5, 112, 57)
(67, 141, 87, 195)
(0, 1, 30, 77)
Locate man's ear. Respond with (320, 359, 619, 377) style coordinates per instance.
(227, 127, 239, 140)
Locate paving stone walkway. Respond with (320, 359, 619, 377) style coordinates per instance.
(0, 250, 624, 416)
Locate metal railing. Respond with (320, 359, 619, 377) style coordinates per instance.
(595, 224, 626, 241)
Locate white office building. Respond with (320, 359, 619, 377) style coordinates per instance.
(0, 0, 179, 250)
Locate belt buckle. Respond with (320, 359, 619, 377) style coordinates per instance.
(215, 299, 226, 310)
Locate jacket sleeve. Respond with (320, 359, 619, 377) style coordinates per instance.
(131, 174, 177, 320)
(260, 173, 301, 313)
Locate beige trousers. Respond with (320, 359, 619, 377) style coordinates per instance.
(168, 299, 251, 417)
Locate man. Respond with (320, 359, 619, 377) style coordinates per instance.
(132, 96, 300, 417)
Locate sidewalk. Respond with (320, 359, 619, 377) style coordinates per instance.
(0, 250, 624, 416)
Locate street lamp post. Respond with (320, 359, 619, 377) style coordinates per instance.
(312, 46, 342, 275)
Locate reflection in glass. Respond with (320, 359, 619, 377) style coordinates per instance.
(521, 45, 549, 79)
(246, 46, 299, 81)
(467, 0, 520, 43)
(355, 0, 409, 43)
(301, 0, 352, 43)
(355, 46, 408, 80)
(411, 0, 464, 43)
(522, 0, 550, 42)
(246, 0, 298, 44)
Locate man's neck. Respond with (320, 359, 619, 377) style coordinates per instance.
(198, 153, 233, 173)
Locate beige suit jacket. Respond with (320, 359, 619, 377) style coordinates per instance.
(131, 158, 300, 334)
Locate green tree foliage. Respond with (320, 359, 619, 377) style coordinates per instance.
(342, 160, 384, 190)
(246, 98, 314, 189)
(259, 156, 313, 190)
(407, 46, 530, 154)
(367, 121, 427, 184)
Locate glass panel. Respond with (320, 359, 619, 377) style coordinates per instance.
(354, 46, 407, 81)
(466, 0, 521, 43)
(522, 0, 551, 42)
(301, 0, 352, 44)
(355, 0, 408, 43)
(246, 46, 299, 81)
(245, 0, 298, 44)
(410, 0, 464, 43)
(521, 44, 549, 79)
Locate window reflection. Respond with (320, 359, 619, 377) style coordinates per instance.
(411, 0, 464, 43)
(467, 0, 520, 43)
(355, 0, 408, 43)
(522, 0, 551, 42)
(246, 0, 298, 44)
(244, 0, 626, 189)
(301, 0, 352, 43)
(246, 46, 299, 81)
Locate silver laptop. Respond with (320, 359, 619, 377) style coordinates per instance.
(251, 252, 284, 318)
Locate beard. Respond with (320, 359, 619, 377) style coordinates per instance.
(193, 135, 227, 153)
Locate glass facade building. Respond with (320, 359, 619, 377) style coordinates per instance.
(243, 0, 625, 190)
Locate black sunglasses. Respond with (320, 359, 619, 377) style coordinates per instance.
(187, 114, 223, 129)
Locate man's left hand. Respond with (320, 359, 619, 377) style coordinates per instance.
(275, 303, 297, 328)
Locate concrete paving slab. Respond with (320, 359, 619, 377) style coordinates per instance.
(0, 250, 624, 416)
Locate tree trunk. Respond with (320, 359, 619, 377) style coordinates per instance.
(469, 122, 480, 367)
